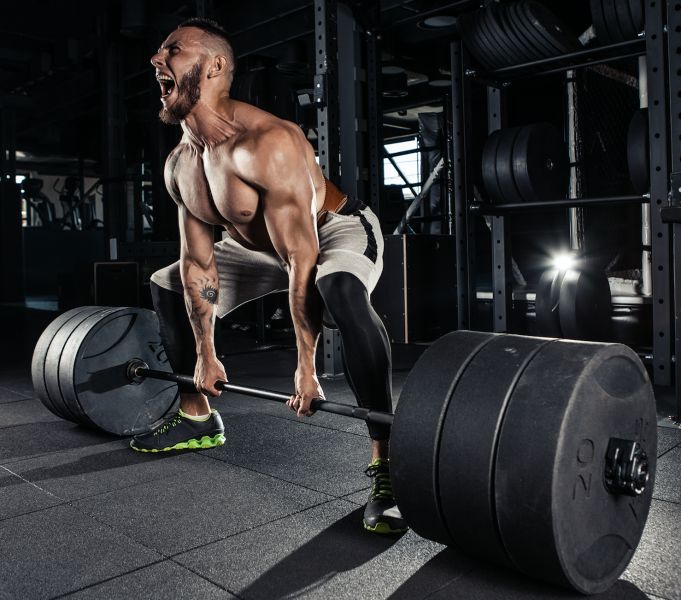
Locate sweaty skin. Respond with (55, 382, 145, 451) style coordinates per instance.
(151, 26, 341, 417)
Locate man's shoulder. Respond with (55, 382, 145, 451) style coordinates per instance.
(232, 120, 301, 167)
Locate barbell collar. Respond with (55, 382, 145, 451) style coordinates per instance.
(131, 363, 394, 427)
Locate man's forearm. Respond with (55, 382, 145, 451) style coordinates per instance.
(289, 263, 322, 372)
(181, 259, 219, 356)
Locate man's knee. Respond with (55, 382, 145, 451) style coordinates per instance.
(316, 272, 371, 325)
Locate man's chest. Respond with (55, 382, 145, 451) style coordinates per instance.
(173, 150, 260, 226)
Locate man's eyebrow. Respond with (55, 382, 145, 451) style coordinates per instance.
(157, 41, 182, 51)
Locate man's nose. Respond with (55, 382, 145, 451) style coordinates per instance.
(150, 52, 163, 68)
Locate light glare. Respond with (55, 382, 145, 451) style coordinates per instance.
(553, 253, 575, 271)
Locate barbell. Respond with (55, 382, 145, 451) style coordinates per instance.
(31, 305, 656, 595)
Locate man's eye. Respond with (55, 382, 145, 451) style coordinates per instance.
(170, 47, 180, 54)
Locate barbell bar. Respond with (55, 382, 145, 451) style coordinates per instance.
(127, 360, 395, 427)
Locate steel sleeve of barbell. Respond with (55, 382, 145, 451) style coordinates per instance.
(134, 366, 395, 427)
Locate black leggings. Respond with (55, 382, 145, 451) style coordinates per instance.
(150, 272, 392, 441)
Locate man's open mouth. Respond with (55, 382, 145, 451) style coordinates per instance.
(156, 74, 176, 99)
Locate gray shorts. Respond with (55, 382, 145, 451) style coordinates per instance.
(150, 205, 384, 318)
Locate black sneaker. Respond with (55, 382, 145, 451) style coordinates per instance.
(130, 409, 225, 453)
(363, 458, 408, 534)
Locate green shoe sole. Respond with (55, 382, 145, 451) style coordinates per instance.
(130, 433, 226, 453)
(363, 521, 408, 535)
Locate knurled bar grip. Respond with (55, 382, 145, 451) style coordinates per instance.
(134, 365, 395, 427)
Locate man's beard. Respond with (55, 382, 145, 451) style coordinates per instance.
(159, 60, 202, 125)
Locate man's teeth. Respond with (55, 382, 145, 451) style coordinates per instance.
(157, 75, 173, 81)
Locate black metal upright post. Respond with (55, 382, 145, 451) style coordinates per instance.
(450, 41, 474, 330)
(315, 0, 343, 376)
(314, 0, 340, 184)
(487, 86, 511, 332)
(100, 15, 127, 258)
(646, 0, 673, 386)
(366, 27, 383, 213)
(337, 2, 367, 202)
(664, 0, 681, 415)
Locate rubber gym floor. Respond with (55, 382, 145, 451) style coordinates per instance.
(1, 306, 680, 600)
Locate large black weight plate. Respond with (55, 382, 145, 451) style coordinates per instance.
(486, 3, 528, 67)
(523, 0, 580, 54)
(474, 9, 505, 70)
(512, 1, 559, 58)
(494, 127, 525, 204)
(44, 307, 118, 425)
(559, 267, 612, 341)
(628, 0, 644, 33)
(482, 129, 504, 203)
(458, 11, 496, 72)
(438, 334, 551, 566)
(615, 0, 637, 39)
(590, 0, 613, 44)
(512, 123, 569, 203)
(505, 3, 545, 61)
(603, 0, 626, 42)
(495, 339, 656, 593)
(627, 108, 649, 194)
(496, 3, 538, 63)
(535, 268, 566, 337)
(391, 330, 495, 545)
(32, 306, 104, 419)
(58, 307, 179, 436)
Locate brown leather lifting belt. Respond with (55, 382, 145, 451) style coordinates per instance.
(317, 178, 348, 227)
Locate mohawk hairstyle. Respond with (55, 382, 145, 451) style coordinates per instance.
(178, 17, 236, 84)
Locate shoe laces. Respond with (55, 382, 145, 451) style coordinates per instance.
(154, 413, 183, 436)
(364, 459, 394, 501)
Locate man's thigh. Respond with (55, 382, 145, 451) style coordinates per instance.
(150, 235, 289, 318)
(316, 206, 384, 294)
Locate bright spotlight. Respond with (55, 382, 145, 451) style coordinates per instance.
(552, 253, 575, 272)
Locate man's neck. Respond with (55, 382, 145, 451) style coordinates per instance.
(181, 98, 240, 148)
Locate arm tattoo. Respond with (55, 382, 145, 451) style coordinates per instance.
(199, 285, 218, 304)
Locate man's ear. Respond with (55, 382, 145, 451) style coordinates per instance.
(207, 55, 227, 78)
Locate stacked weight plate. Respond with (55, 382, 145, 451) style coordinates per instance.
(590, 0, 645, 44)
(459, 0, 580, 71)
(391, 330, 656, 594)
(482, 122, 569, 204)
(32, 306, 179, 435)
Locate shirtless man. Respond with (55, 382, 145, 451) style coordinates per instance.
(130, 18, 406, 534)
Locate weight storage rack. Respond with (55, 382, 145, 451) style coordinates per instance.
(449, 0, 681, 421)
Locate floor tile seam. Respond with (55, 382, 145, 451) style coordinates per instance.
(0, 441, 131, 468)
(420, 564, 480, 599)
(168, 496, 342, 559)
(338, 486, 372, 505)
(0, 418, 62, 431)
(657, 443, 681, 460)
(219, 408, 369, 438)
(0, 464, 63, 501)
(0, 499, 72, 524)
(0, 467, 169, 558)
(166, 557, 245, 599)
(651, 496, 681, 506)
(0, 385, 32, 398)
(0, 396, 34, 406)
(196, 451, 342, 499)
(48, 558, 168, 599)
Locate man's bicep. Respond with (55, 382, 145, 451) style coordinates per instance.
(263, 195, 318, 265)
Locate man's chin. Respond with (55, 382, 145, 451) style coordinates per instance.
(158, 107, 181, 125)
